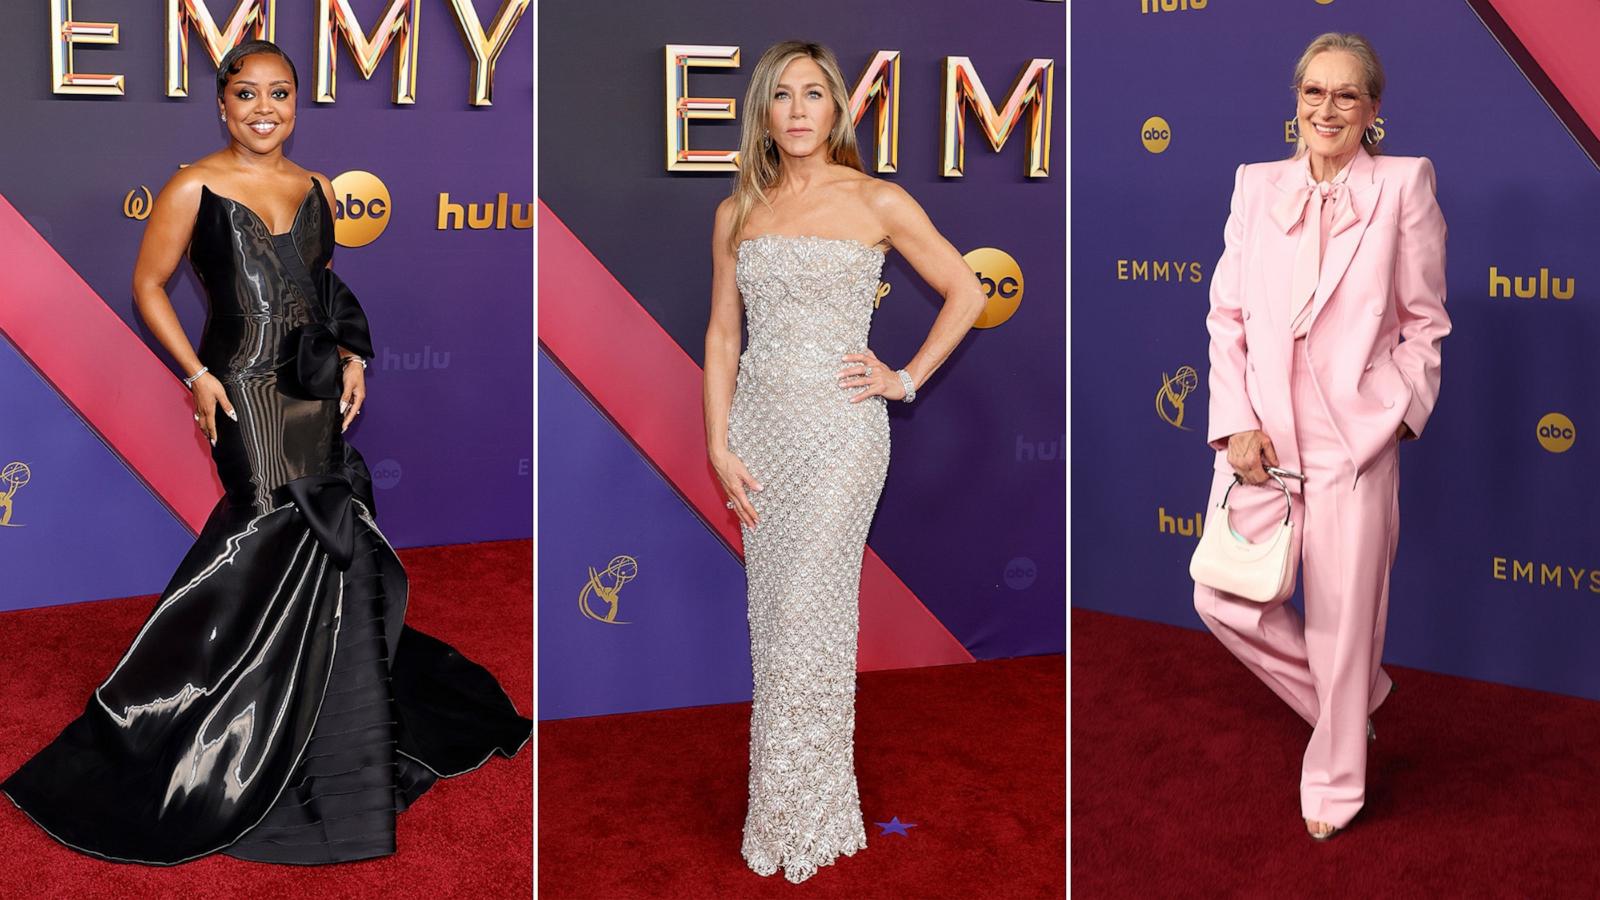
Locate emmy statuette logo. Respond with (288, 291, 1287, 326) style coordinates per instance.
(0, 462, 30, 527)
(579, 555, 639, 624)
(1157, 365, 1199, 430)
(331, 171, 391, 247)
(1536, 413, 1575, 453)
(1141, 116, 1171, 154)
(963, 248, 1024, 328)
(123, 186, 153, 221)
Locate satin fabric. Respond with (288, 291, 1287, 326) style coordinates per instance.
(1, 177, 531, 865)
(1205, 151, 1450, 485)
(1194, 340, 1399, 829)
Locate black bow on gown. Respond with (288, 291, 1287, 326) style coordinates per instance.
(1, 177, 531, 865)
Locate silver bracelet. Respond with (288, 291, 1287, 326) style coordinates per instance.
(182, 366, 209, 389)
(341, 356, 368, 370)
(896, 369, 917, 403)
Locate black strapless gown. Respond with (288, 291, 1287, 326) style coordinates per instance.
(1, 178, 531, 865)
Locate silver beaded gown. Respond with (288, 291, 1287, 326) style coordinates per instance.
(729, 234, 891, 884)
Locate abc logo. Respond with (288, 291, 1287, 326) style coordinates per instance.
(331, 170, 391, 248)
(963, 247, 1024, 329)
(1536, 413, 1575, 453)
(1004, 557, 1037, 591)
(371, 457, 403, 489)
(1141, 116, 1171, 154)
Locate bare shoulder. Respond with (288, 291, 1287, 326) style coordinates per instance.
(857, 177, 926, 233)
(712, 194, 737, 237)
(156, 162, 208, 212)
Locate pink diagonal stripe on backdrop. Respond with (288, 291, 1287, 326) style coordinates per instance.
(537, 201, 974, 671)
(0, 192, 219, 534)
(1476, 0, 1600, 166)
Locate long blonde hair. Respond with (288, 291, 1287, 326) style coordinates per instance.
(727, 41, 864, 252)
(1289, 32, 1386, 158)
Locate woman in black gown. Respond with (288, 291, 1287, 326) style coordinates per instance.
(1, 41, 531, 865)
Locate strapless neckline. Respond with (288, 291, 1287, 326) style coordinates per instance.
(201, 179, 319, 238)
(737, 233, 887, 257)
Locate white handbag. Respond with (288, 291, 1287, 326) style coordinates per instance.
(1188, 468, 1300, 603)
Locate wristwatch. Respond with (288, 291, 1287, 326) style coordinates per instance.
(896, 369, 917, 403)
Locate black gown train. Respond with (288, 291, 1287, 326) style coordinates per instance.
(1, 177, 531, 865)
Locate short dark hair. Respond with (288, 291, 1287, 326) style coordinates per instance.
(216, 40, 299, 99)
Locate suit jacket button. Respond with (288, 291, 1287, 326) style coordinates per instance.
(1384, 399, 1396, 409)
(1244, 310, 1252, 320)
(1371, 304, 1384, 316)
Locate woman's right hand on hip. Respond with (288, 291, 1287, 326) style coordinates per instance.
(710, 448, 763, 528)
(1226, 430, 1279, 485)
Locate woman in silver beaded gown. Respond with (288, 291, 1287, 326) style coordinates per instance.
(702, 41, 988, 884)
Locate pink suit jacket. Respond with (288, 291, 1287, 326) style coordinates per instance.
(1205, 150, 1450, 485)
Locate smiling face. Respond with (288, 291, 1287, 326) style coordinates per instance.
(1296, 50, 1379, 168)
(216, 52, 296, 154)
(765, 56, 838, 161)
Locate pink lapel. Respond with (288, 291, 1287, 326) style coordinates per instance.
(1307, 150, 1382, 328)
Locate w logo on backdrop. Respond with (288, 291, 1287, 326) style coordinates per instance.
(579, 555, 639, 624)
(1157, 366, 1198, 430)
(1, 461, 31, 527)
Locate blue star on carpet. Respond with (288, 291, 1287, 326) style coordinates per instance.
(874, 816, 917, 837)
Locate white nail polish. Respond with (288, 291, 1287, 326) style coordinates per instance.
(340, 401, 348, 414)
(226, 410, 238, 422)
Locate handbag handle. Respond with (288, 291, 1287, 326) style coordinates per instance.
(1220, 467, 1299, 525)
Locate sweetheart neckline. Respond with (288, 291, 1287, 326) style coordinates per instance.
(200, 178, 320, 237)
(736, 233, 889, 257)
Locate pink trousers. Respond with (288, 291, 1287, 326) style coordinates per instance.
(1194, 339, 1398, 828)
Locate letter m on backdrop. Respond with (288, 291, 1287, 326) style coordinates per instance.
(165, 0, 274, 97)
(316, 0, 419, 103)
(941, 56, 1055, 178)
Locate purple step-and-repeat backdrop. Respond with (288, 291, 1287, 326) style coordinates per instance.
(1, 2, 531, 611)
(538, 0, 1067, 719)
(1072, 1, 1600, 700)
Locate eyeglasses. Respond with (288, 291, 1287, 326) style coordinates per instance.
(1297, 84, 1369, 111)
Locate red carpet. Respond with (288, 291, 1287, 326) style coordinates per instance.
(1071, 608, 1600, 897)
(0, 540, 532, 899)
(538, 654, 1066, 899)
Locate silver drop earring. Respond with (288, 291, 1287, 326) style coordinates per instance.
(1289, 118, 1300, 141)
(762, 132, 772, 151)
(1363, 123, 1379, 144)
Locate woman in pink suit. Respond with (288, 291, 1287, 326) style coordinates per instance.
(1193, 32, 1450, 840)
